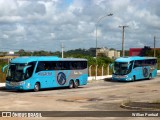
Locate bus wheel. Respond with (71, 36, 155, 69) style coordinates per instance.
(34, 82, 40, 92)
(74, 80, 79, 88)
(148, 74, 152, 80)
(69, 80, 74, 89)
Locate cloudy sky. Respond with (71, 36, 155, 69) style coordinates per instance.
(0, 0, 160, 52)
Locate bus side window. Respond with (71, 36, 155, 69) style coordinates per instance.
(27, 62, 36, 77)
(146, 60, 152, 66)
(52, 62, 57, 70)
(36, 62, 45, 73)
(62, 61, 68, 70)
(134, 60, 138, 68)
(73, 62, 78, 70)
(152, 59, 157, 65)
(69, 62, 74, 70)
(55, 62, 62, 70)
(83, 61, 87, 69)
(142, 60, 146, 66)
(44, 62, 50, 70)
(77, 62, 81, 69)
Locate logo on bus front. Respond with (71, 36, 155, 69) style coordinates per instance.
(57, 72, 66, 85)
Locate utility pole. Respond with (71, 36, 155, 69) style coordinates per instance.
(154, 36, 156, 57)
(119, 25, 128, 57)
(61, 42, 64, 58)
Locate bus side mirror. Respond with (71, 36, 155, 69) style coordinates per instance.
(109, 63, 113, 69)
(23, 65, 31, 73)
(2, 65, 8, 73)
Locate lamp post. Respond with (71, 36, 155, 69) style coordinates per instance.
(96, 13, 113, 58)
(95, 13, 113, 80)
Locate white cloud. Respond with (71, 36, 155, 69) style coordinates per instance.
(0, 0, 160, 51)
(7, 24, 25, 35)
(127, 21, 140, 30)
(0, 16, 22, 23)
(0, 0, 18, 16)
(50, 33, 56, 39)
(2, 34, 9, 39)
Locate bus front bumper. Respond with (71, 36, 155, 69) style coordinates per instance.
(112, 75, 132, 81)
(5, 81, 30, 90)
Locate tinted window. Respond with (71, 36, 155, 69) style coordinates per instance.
(134, 60, 142, 68)
(36, 61, 87, 72)
(26, 61, 36, 78)
(36, 62, 46, 72)
(134, 59, 157, 68)
(145, 59, 157, 66)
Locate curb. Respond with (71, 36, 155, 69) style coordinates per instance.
(120, 102, 144, 110)
(0, 83, 5, 87)
(88, 75, 112, 81)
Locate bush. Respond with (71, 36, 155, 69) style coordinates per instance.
(0, 59, 8, 82)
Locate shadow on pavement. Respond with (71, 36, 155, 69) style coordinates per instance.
(103, 78, 129, 83)
(0, 86, 85, 93)
(0, 86, 5, 90)
(103, 78, 151, 83)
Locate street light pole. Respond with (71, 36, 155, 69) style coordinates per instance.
(95, 13, 113, 80)
(96, 13, 113, 58)
(119, 25, 128, 57)
(154, 36, 156, 57)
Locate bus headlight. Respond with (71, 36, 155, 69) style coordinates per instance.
(125, 75, 128, 78)
(18, 81, 25, 85)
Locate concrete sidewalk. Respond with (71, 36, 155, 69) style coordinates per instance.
(0, 83, 5, 87)
(88, 75, 112, 81)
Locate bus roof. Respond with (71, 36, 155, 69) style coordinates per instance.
(10, 56, 87, 64)
(115, 56, 157, 62)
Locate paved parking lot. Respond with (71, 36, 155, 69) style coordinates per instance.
(0, 76, 160, 120)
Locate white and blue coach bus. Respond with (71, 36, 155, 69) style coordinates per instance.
(111, 56, 157, 81)
(2, 56, 88, 91)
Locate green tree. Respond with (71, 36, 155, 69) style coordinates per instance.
(140, 46, 152, 56)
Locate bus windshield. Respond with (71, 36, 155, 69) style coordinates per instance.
(113, 62, 130, 75)
(7, 63, 27, 82)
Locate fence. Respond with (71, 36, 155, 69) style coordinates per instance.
(88, 64, 112, 76)
(88, 64, 112, 80)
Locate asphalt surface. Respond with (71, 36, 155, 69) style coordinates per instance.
(0, 76, 160, 120)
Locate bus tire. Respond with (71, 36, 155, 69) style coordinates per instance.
(34, 82, 40, 92)
(132, 76, 136, 81)
(148, 73, 152, 80)
(69, 80, 74, 89)
(74, 79, 79, 88)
